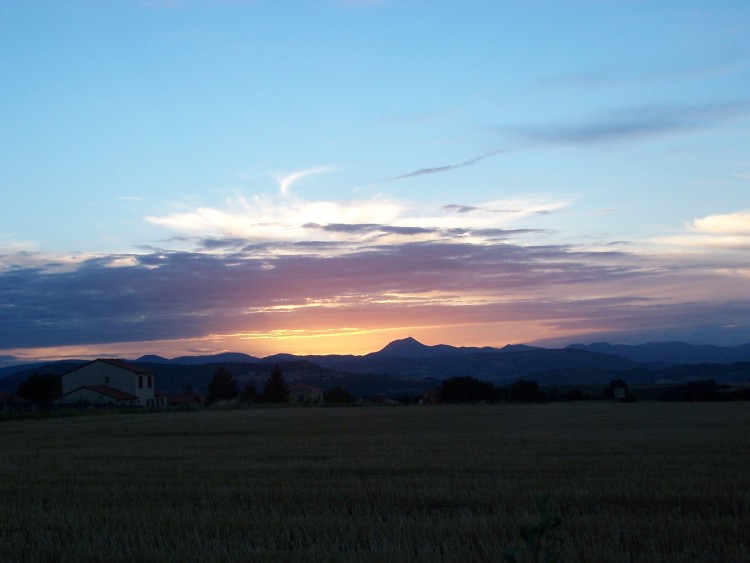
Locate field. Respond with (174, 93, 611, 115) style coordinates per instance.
(1, 403, 749, 562)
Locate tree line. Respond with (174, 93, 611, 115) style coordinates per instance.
(12, 369, 750, 409)
(435, 377, 635, 403)
(206, 365, 356, 405)
(208, 365, 291, 404)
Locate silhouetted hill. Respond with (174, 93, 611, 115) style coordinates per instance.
(567, 342, 750, 364)
(301, 346, 639, 383)
(369, 336, 503, 358)
(0, 359, 436, 398)
(135, 354, 171, 363)
(4, 338, 750, 396)
(531, 362, 750, 386)
(0, 360, 87, 394)
(121, 360, 439, 397)
(165, 352, 262, 365)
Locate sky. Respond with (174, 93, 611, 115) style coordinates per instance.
(1, 0, 749, 365)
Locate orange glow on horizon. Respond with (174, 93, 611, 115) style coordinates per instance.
(0, 320, 605, 365)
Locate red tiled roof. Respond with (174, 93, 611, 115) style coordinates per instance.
(68, 385, 138, 401)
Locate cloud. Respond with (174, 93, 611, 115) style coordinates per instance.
(502, 100, 750, 145)
(443, 205, 477, 214)
(305, 223, 434, 236)
(146, 193, 567, 245)
(146, 195, 402, 241)
(0, 241, 642, 349)
(652, 209, 750, 252)
(6, 192, 750, 357)
(691, 210, 750, 235)
(275, 166, 335, 195)
(387, 149, 511, 182)
(3, 222, 750, 355)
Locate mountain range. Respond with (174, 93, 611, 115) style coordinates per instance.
(2, 337, 750, 397)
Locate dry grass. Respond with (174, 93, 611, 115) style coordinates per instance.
(1, 403, 749, 562)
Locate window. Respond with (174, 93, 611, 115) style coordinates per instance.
(139, 376, 143, 389)
(105, 376, 110, 384)
(148, 375, 152, 388)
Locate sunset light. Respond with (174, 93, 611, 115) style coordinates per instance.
(1, 1, 749, 366)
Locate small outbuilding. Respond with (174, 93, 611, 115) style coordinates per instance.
(613, 385, 627, 401)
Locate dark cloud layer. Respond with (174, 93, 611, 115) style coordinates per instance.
(301, 222, 544, 241)
(503, 100, 750, 145)
(3, 231, 749, 352)
(0, 240, 648, 349)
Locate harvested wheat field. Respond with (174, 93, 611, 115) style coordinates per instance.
(1, 402, 749, 562)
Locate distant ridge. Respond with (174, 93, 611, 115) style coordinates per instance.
(136, 354, 170, 364)
(3, 338, 750, 396)
(135, 352, 261, 365)
(370, 336, 502, 358)
(567, 341, 750, 365)
(372, 337, 439, 358)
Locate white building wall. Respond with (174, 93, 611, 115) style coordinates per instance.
(62, 360, 154, 406)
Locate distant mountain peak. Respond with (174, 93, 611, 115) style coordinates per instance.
(374, 337, 435, 357)
(396, 336, 422, 346)
(380, 337, 426, 351)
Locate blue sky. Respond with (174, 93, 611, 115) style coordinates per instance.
(1, 1, 749, 364)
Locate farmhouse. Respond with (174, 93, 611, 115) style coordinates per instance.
(56, 359, 163, 407)
(288, 383, 323, 405)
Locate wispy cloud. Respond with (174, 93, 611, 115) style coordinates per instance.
(145, 192, 568, 246)
(502, 100, 750, 145)
(387, 149, 511, 182)
(146, 194, 404, 242)
(275, 166, 335, 195)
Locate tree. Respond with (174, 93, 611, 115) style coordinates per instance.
(263, 366, 289, 403)
(240, 381, 258, 403)
(16, 373, 62, 408)
(438, 376, 496, 403)
(324, 386, 355, 404)
(508, 379, 543, 403)
(207, 367, 238, 403)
